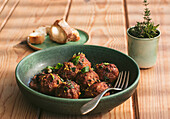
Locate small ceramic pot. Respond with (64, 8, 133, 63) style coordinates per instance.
(127, 27, 161, 68)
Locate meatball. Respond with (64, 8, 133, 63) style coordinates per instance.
(57, 62, 79, 80)
(29, 73, 63, 95)
(76, 68, 100, 91)
(95, 63, 119, 84)
(70, 53, 91, 70)
(55, 81, 80, 99)
(84, 82, 110, 98)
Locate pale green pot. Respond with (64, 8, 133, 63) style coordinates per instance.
(127, 27, 161, 68)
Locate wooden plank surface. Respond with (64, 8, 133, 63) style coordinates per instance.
(68, 0, 127, 53)
(1, 0, 169, 118)
(126, 0, 170, 119)
(40, 0, 134, 119)
(0, 0, 69, 118)
(0, 0, 9, 15)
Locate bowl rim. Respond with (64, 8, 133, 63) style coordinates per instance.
(15, 45, 140, 102)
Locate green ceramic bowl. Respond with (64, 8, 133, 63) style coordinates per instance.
(15, 45, 140, 115)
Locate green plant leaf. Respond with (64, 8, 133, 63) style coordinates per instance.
(72, 56, 80, 65)
(129, 0, 159, 38)
(81, 66, 89, 73)
(55, 63, 63, 70)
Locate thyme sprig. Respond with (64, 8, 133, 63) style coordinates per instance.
(129, 0, 159, 38)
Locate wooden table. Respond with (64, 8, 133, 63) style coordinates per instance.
(0, 0, 169, 118)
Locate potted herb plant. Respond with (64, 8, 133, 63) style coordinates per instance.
(127, 0, 161, 68)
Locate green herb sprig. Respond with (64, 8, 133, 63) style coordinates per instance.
(72, 56, 80, 65)
(129, 0, 159, 38)
(81, 66, 90, 73)
(55, 63, 63, 70)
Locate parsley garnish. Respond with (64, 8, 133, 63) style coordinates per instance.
(44, 66, 55, 73)
(103, 62, 110, 65)
(68, 82, 74, 88)
(55, 63, 63, 70)
(60, 77, 64, 82)
(81, 66, 90, 73)
(71, 67, 76, 72)
(82, 58, 84, 62)
(46, 66, 55, 71)
(99, 65, 103, 69)
(105, 67, 109, 72)
(64, 86, 69, 91)
(79, 61, 83, 66)
(72, 56, 80, 65)
(50, 73, 55, 80)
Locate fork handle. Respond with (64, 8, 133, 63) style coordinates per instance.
(80, 87, 121, 115)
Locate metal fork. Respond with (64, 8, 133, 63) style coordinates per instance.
(80, 71, 130, 115)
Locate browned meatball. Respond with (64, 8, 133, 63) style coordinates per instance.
(70, 53, 91, 70)
(57, 62, 79, 80)
(55, 81, 80, 99)
(84, 82, 110, 98)
(95, 63, 119, 84)
(29, 73, 63, 95)
(76, 68, 100, 91)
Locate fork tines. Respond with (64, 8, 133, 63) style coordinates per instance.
(114, 71, 130, 89)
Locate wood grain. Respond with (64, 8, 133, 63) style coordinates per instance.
(0, 0, 19, 32)
(126, 0, 170, 119)
(0, 0, 169, 118)
(0, 0, 9, 14)
(0, 0, 69, 118)
(40, 0, 134, 118)
(67, 0, 127, 53)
